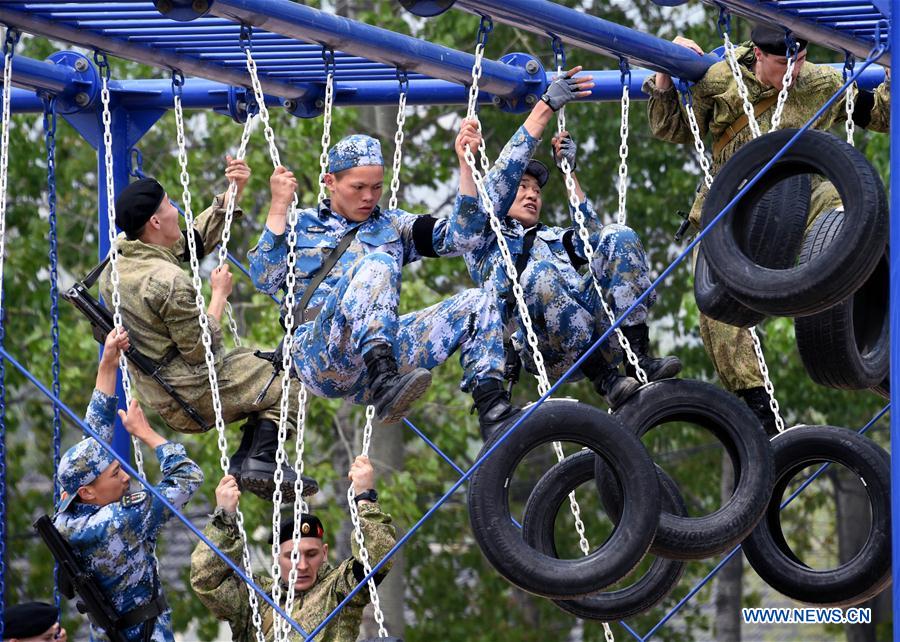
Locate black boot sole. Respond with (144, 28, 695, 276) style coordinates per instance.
(240, 473, 320, 503)
(376, 368, 432, 423)
(606, 379, 642, 410)
(645, 357, 683, 381)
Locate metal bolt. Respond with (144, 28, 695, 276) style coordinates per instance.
(73, 58, 88, 72)
(192, 0, 209, 12)
(525, 60, 539, 74)
(491, 95, 502, 106)
(74, 92, 90, 107)
(525, 94, 537, 105)
(283, 99, 297, 112)
(315, 98, 325, 109)
(156, 0, 173, 14)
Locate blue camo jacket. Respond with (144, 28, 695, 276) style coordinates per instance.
(54, 390, 204, 642)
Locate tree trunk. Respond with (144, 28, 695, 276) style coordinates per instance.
(713, 451, 742, 642)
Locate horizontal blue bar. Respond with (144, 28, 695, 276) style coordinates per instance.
(11, 55, 75, 94)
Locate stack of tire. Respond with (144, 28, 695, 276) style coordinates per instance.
(695, 129, 889, 397)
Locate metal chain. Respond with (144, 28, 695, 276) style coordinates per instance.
(244, 32, 310, 641)
(0, 29, 18, 642)
(768, 48, 797, 131)
(316, 49, 336, 204)
(387, 74, 408, 211)
(678, 83, 715, 189)
(465, 17, 493, 176)
(721, 31, 762, 138)
(843, 56, 857, 145)
(615, 61, 630, 226)
(217, 114, 256, 348)
(603, 623, 616, 642)
(749, 327, 784, 432)
(556, 64, 648, 386)
(43, 93, 64, 618)
(95, 52, 146, 478)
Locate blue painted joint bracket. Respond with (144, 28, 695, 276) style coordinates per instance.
(45, 52, 100, 114)
(154, 0, 213, 22)
(496, 52, 545, 113)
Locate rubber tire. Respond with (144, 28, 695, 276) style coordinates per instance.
(701, 129, 887, 317)
(742, 425, 891, 606)
(597, 379, 774, 560)
(795, 209, 889, 389)
(872, 377, 889, 401)
(467, 399, 661, 598)
(695, 174, 810, 328)
(524, 450, 686, 620)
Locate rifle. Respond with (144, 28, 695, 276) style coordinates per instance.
(61, 260, 209, 431)
(34, 515, 128, 642)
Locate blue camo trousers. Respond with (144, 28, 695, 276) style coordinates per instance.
(291, 252, 506, 401)
(515, 224, 655, 380)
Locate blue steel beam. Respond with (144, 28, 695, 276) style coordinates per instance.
(203, 0, 531, 98)
(891, 0, 899, 635)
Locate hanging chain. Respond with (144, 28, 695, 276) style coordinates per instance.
(719, 11, 762, 139)
(244, 27, 310, 641)
(0, 31, 17, 641)
(678, 83, 715, 189)
(768, 43, 798, 131)
(466, 17, 493, 176)
(843, 55, 857, 145)
(749, 327, 784, 432)
(387, 70, 409, 211)
(316, 48, 336, 204)
(217, 114, 256, 348)
(615, 59, 630, 226)
(95, 52, 146, 478)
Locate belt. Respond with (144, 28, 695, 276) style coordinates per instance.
(114, 594, 169, 630)
(150, 346, 181, 377)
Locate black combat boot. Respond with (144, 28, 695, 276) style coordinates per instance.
(620, 323, 682, 381)
(580, 347, 641, 410)
(240, 419, 320, 503)
(363, 343, 432, 423)
(227, 419, 257, 482)
(735, 386, 779, 437)
(471, 379, 522, 441)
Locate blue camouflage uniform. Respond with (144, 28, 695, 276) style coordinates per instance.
(53, 390, 204, 642)
(248, 136, 506, 402)
(465, 126, 656, 380)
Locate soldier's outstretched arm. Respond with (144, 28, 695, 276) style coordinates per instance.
(644, 37, 710, 145)
(247, 166, 298, 294)
(83, 328, 132, 444)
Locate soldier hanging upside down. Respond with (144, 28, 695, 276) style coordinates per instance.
(458, 67, 680, 424)
(248, 122, 517, 436)
(99, 157, 317, 500)
(190, 456, 396, 642)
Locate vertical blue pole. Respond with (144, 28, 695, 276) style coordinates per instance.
(96, 105, 132, 461)
(891, 6, 899, 639)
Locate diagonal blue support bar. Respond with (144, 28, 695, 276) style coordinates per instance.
(891, 0, 899, 635)
(0, 346, 311, 639)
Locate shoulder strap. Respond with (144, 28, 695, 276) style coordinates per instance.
(504, 227, 538, 313)
(712, 94, 779, 157)
(296, 226, 361, 320)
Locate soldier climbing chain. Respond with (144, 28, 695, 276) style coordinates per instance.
(556, 64, 648, 386)
(96, 52, 146, 478)
(465, 44, 590, 558)
(217, 114, 256, 348)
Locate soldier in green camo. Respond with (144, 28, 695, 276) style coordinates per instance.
(644, 23, 890, 433)
(98, 159, 317, 501)
(190, 455, 397, 642)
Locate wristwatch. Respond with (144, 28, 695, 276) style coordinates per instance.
(353, 488, 378, 504)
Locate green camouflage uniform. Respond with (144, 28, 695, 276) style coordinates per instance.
(99, 197, 287, 433)
(190, 504, 397, 642)
(644, 45, 890, 391)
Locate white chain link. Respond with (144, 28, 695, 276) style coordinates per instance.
(722, 32, 762, 139)
(845, 82, 856, 144)
(316, 67, 335, 204)
(0, 35, 13, 343)
(387, 89, 408, 211)
(217, 114, 255, 348)
(245, 45, 311, 641)
(748, 327, 784, 432)
(97, 62, 146, 478)
(768, 54, 797, 131)
(171, 86, 267, 642)
(557, 70, 647, 386)
(603, 622, 616, 642)
(682, 93, 715, 189)
(616, 82, 630, 226)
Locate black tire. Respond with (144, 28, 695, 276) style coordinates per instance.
(597, 379, 774, 560)
(524, 450, 686, 620)
(695, 175, 810, 328)
(872, 377, 889, 400)
(701, 129, 887, 317)
(467, 399, 661, 598)
(743, 425, 891, 606)
(795, 210, 889, 389)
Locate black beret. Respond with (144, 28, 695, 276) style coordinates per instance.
(751, 24, 808, 56)
(524, 159, 549, 188)
(3, 602, 57, 639)
(114, 177, 166, 240)
(274, 514, 325, 546)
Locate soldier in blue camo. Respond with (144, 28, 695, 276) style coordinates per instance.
(461, 67, 681, 409)
(54, 329, 204, 642)
(248, 124, 516, 437)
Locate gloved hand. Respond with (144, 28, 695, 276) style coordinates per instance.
(541, 74, 582, 111)
(553, 135, 578, 172)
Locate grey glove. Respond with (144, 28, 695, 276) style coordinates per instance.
(554, 136, 578, 172)
(541, 75, 581, 111)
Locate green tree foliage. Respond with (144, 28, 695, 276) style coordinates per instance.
(1, 3, 890, 641)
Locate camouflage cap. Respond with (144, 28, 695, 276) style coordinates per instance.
(327, 134, 383, 174)
(56, 438, 115, 512)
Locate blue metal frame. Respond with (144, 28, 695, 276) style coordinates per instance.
(891, 0, 899, 635)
